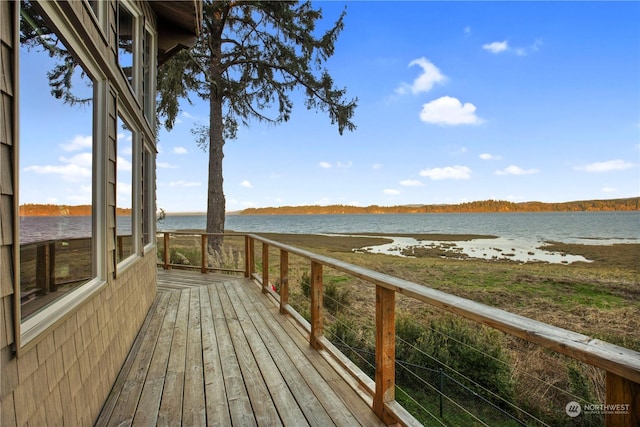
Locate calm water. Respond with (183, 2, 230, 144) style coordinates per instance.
(20, 211, 639, 245)
(159, 211, 639, 245)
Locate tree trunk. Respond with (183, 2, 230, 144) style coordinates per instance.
(206, 36, 225, 255)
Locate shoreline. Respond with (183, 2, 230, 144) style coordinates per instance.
(196, 230, 639, 270)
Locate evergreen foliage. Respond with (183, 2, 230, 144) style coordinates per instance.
(156, 1, 357, 251)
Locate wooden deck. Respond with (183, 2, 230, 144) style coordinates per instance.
(96, 268, 384, 426)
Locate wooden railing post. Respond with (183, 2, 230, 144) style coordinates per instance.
(163, 232, 170, 269)
(262, 242, 269, 293)
(310, 261, 323, 349)
(605, 372, 639, 427)
(374, 285, 396, 424)
(248, 237, 255, 277)
(36, 242, 56, 294)
(48, 242, 56, 292)
(201, 234, 207, 274)
(244, 235, 250, 277)
(279, 249, 289, 313)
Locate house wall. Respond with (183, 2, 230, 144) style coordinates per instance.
(1, 1, 158, 425)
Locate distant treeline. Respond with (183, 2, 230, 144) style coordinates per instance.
(20, 204, 132, 216)
(240, 197, 639, 215)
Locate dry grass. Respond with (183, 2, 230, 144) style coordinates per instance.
(257, 233, 639, 349)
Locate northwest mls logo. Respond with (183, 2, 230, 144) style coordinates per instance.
(566, 401, 582, 418)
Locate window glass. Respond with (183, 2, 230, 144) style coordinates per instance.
(142, 146, 154, 246)
(117, 117, 134, 262)
(118, 3, 135, 86)
(142, 27, 153, 121)
(19, 1, 95, 320)
(87, 0, 99, 17)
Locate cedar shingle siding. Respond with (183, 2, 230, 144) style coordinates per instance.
(0, 1, 199, 425)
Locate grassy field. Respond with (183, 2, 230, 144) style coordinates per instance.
(256, 232, 639, 348)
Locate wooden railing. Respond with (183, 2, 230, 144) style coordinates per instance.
(158, 231, 249, 275)
(19, 237, 92, 301)
(159, 232, 640, 426)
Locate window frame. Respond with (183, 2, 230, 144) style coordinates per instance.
(15, 0, 109, 349)
(117, 0, 142, 95)
(115, 111, 141, 271)
(142, 23, 156, 124)
(142, 143, 153, 250)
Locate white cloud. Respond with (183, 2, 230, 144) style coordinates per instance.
(315, 197, 332, 205)
(117, 181, 132, 198)
(483, 39, 542, 56)
(117, 156, 132, 172)
(117, 131, 132, 144)
(240, 180, 253, 189)
(60, 152, 92, 168)
(399, 179, 424, 187)
(60, 134, 92, 151)
(396, 57, 447, 95)
(495, 165, 539, 176)
(419, 96, 484, 126)
(480, 153, 502, 160)
(482, 41, 508, 53)
(464, 26, 471, 34)
(372, 163, 383, 170)
(319, 161, 351, 169)
(173, 146, 188, 154)
(383, 189, 400, 195)
(23, 163, 91, 181)
(157, 162, 178, 169)
(419, 165, 471, 180)
(602, 187, 617, 193)
(574, 159, 634, 172)
(531, 39, 543, 52)
(169, 180, 201, 188)
(23, 152, 93, 182)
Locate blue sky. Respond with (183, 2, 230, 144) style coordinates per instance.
(20, 1, 640, 213)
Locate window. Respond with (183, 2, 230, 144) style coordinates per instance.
(142, 145, 155, 247)
(117, 116, 134, 263)
(118, 2, 135, 87)
(142, 26, 155, 121)
(19, 1, 97, 322)
(87, 0, 100, 19)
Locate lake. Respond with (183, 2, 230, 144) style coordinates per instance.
(20, 211, 639, 263)
(159, 211, 639, 244)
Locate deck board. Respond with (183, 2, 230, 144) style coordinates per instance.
(96, 269, 384, 426)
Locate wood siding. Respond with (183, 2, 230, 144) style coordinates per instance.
(1, 2, 18, 426)
(1, 1, 160, 425)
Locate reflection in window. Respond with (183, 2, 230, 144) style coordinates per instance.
(142, 146, 155, 246)
(117, 117, 134, 263)
(118, 3, 134, 86)
(87, 0, 99, 17)
(19, 1, 95, 320)
(142, 27, 153, 121)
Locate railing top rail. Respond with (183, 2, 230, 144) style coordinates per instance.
(158, 231, 247, 237)
(248, 233, 640, 384)
(19, 236, 93, 247)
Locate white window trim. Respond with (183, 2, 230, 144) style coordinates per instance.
(118, 0, 142, 97)
(142, 142, 157, 252)
(142, 23, 157, 124)
(17, 1, 109, 349)
(116, 110, 142, 272)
